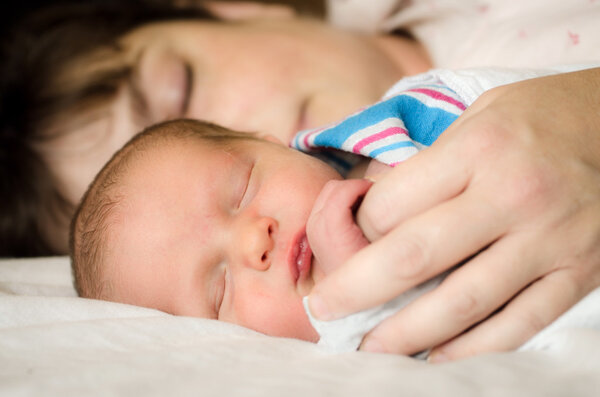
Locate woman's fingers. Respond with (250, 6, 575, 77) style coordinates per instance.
(429, 267, 591, 362)
(358, 231, 542, 354)
(358, 182, 600, 357)
(356, 128, 470, 242)
(308, 187, 508, 320)
(427, 206, 600, 361)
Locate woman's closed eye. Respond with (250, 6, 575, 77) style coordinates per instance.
(180, 62, 193, 116)
(132, 48, 195, 123)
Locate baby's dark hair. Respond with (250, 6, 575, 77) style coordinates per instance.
(70, 118, 258, 299)
(0, 1, 216, 257)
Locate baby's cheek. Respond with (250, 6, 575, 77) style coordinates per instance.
(233, 291, 318, 342)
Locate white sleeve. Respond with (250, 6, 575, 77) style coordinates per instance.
(385, 65, 600, 107)
(326, 0, 600, 69)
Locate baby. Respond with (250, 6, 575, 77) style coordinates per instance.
(70, 119, 375, 342)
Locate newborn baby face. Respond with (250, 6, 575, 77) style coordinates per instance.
(104, 136, 341, 341)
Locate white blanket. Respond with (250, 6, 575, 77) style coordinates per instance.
(1, 256, 600, 396)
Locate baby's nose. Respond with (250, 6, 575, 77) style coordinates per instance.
(240, 216, 277, 271)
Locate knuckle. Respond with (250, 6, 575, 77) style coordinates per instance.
(313, 276, 353, 315)
(387, 237, 429, 280)
(499, 164, 553, 213)
(393, 335, 422, 355)
(305, 215, 320, 238)
(319, 180, 340, 202)
(365, 209, 387, 237)
(475, 85, 508, 107)
(357, 200, 388, 238)
(323, 178, 342, 192)
(368, 321, 422, 355)
(448, 288, 486, 323)
(321, 181, 357, 216)
(515, 310, 547, 337)
(359, 183, 398, 237)
(461, 118, 511, 160)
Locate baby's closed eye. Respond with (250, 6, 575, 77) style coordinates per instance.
(215, 266, 228, 317)
(236, 161, 255, 209)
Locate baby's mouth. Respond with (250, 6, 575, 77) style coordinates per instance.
(289, 232, 313, 285)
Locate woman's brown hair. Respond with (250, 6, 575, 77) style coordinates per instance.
(0, 1, 215, 257)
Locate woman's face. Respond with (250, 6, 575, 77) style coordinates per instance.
(122, 17, 404, 139)
(43, 16, 404, 252)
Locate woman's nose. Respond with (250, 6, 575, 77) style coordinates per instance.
(238, 216, 278, 271)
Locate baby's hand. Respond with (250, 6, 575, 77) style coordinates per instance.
(307, 179, 373, 277)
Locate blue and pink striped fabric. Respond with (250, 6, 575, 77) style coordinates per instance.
(291, 79, 466, 171)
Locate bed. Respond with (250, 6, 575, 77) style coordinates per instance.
(2, 255, 600, 396)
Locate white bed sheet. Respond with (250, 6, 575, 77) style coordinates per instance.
(1, 256, 600, 396)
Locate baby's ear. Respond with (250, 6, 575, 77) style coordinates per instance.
(202, 2, 296, 21)
(259, 133, 285, 146)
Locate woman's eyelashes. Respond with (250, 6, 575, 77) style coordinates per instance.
(180, 62, 193, 116)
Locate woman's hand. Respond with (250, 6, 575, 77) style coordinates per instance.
(307, 68, 600, 361)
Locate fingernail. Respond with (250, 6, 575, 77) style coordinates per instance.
(363, 173, 386, 183)
(308, 295, 333, 321)
(428, 350, 449, 364)
(361, 338, 386, 353)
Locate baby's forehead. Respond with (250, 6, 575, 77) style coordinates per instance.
(118, 131, 200, 169)
(109, 124, 262, 193)
(126, 126, 236, 158)
(118, 136, 187, 178)
(116, 132, 231, 185)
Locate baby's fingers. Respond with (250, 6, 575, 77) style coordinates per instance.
(307, 179, 372, 276)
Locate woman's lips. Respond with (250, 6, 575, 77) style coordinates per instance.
(288, 232, 313, 285)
